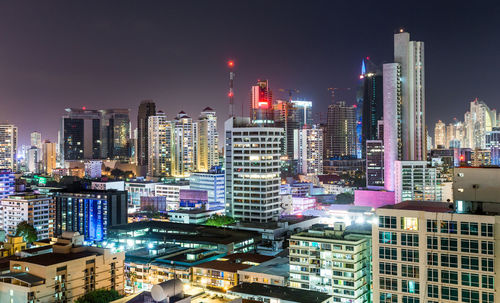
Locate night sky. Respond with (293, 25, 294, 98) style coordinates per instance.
(0, 1, 499, 145)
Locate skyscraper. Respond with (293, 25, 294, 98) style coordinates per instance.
(225, 117, 282, 222)
(360, 66, 383, 158)
(61, 108, 102, 161)
(197, 107, 219, 172)
(30, 131, 42, 149)
(290, 100, 313, 128)
(173, 111, 197, 177)
(273, 100, 298, 158)
(294, 125, 323, 175)
(251, 80, 273, 125)
(42, 140, 57, 174)
(434, 120, 446, 148)
(148, 111, 173, 177)
(325, 101, 357, 159)
(366, 140, 384, 188)
(0, 123, 17, 171)
(464, 98, 496, 149)
(137, 100, 156, 166)
(101, 109, 131, 160)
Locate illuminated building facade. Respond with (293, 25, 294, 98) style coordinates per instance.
(189, 170, 225, 209)
(251, 80, 274, 125)
(434, 120, 446, 148)
(291, 100, 313, 128)
(293, 125, 323, 175)
(30, 131, 42, 149)
(225, 117, 282, 222)
(360, 62, 383, 158)
(325, 101, 357, 159)
(197, 107, 219, 172)
(137, 100, 156, 166)
(366, 140, 384, 188)
(394, 161, 439, 203)
(0, 123, 17, 171)
(42, 140, 57, 174)
(173, 111, 198, 177)
(0, 170, 14, 200)
(100, 109, 131, 160)
(148, 111, 173, 177)
(465, 99, 497, 149)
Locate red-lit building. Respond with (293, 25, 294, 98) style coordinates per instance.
(251, 80, 273, 125)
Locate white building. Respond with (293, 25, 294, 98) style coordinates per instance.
(173, 111, 198, 177)
(148, 111, 173, 177)
(294, 125, 323, 175)
(189, 171, 225, 209)
(27, 146, 41, 174)
(225, 117, 282, 223)
(91, 180, 125, 191)
(197, 107, 219, 172)
(434, 120, 446, 148)
(125, 181, 161, 212)
(464, 98, 497, 149)
(0, 124, 17, 171)
(374, 200, 498, 303)
(155, 183, 190, 210)
(394, 161, 440, 203)
(0, 194, 54, 239)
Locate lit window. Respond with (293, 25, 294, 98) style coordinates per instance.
(401, 217, 418, 231)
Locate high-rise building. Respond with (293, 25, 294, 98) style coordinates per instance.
(366, 140, 384, 188)
(26, 146, 41, 173)
(434, 120, 446, 148)
(464, 98, 496, 149)
(0, 124, 17, 171)
(225, 117, 282, 222)
(197, 107, 219, 172)
(101, 109, 131, 160)
(61, 108, 102, 161)
(137, 100, 156, 166)
(293, 125, 323, 175)
(374, 200, 498, 303)
(189, 169, 225, 209)
(0, 194, 54, 239)
(0, 170, 15, 200)
(291, 100, 313, 128)
(273, 100, 298, 158)
(173, 111, 198, 177)
(30, 131, 42, 149)
(148, 111, 173, 177)
(394, 160, 440, 203)
(42, 140, 57, 174)
(325, 101, 357, 159)
(360, 60, 383, 158)
(251, 80, 273, 125)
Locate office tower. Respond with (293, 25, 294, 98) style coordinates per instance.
(366, 140, 384, 188)
(61, 108, 101, 161)
(101, 109, 131, 160)
(289, 224, 371, 302)
(137, 100, 156, 167)
(0, 194, 54, 239)
(54, 189, 128, 241)
(0, 170, 14, 200)
(374, 200, 497, 303)
(251, 80, 273, 125)
(293, 125, 323, 175)
(173, 111, 198, 177)
(189, 169, 225, 209)
(0, 124, 17, 171)
(148, 111, 173, 177)
(291, 100, 313, 128)
(26, 146, 41, 173)
(464, 98, 496, 149)
(394, 160, 439, 203)
(42, 140, 57, 174)
(360, 61, 383, 158)
(225, 117, 282, 222)
(273, 100, 298, 158)
(434, 120, 446, 148)
(30, 131, 42, 149)
(197, 107, 219, 172)
(325, 101, 357, 159)
(0, 236, 124, 301)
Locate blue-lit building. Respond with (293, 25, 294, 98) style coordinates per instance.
(0, 170, 14, 200)
(54, 189, 128, 241)
(189, 169, 225, 209)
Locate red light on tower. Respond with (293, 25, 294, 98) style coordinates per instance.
(82, 106, 86, 110)
(228, 60, 234, 68)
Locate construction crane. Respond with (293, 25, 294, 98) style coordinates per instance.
(327, 87, 351, 102)
(279, 88, 300, 101)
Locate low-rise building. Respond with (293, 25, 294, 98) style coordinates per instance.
(238, 256, 289, 286)
(155, 183, 190, 210)
(168, 208, 222, 224)
(228, 283, 334, 303)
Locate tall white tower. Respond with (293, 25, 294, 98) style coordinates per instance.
(197, 107, 219, 172)
(148, 111, 173, 177)
(0, 124, 17, 171)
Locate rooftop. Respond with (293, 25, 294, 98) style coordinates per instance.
(228, 283, 332, 303)
(0, 272, 45, 286)
(380, 201, 453, 213)
(238, 257, 289, 277)
(16, 251, 100, 266)
(194, 254, 274, 272)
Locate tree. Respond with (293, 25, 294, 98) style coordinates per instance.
(335, 192, 354, 204)
(15, 221, 37, 244)
(205, 215, 236, 227)
(75, 289, 122, 303)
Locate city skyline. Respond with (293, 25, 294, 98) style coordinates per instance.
(0, 1, 499, 145)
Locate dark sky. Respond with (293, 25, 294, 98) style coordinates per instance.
(0, 1, 499, 146)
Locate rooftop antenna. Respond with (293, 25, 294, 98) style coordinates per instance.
(228, 60, 235, 118)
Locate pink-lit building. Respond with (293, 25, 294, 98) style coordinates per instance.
(354, 189, 395, 208)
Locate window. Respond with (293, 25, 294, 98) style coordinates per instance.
(481, 241, 494, 255)
(482, 275, 494, 289)
(441, 254, 458, 268)
(401, 249, 419, 262)
(441, 221, 457, 234)
(481, 223, 493, 237)
(401, 217, 418, 231)
(427, 219, 437, 232)
(428, 284, 438, 298)
(427, 253, 438, 266)
(379, 231, 397, 245)
(427, 269, 438, 282)
(441, 286, 458, 301)
(461, 256, 479, 270)
(380, 216, 397, 229)
(402, 280, 419, 294)
(460, 222, 478, 235)
(427, 236, 438, 249)
(482, 292, 494, 303)
(481, 258, 494, 272)
(440, 237, 458, 251)
(379, 247, 397, 260)
(401, 233, 418, 246)
(380, 293, 397, 303)
(379, 262, 397, 276)
(379, 277, 398, 291)
(461, 239, 479, 253)
(462, 289, 480, 303)
(462, 273, 479, 287)
(401, 265, 419, 278)
(402, 296, 419, 303)
(441, 270, 458, 284)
